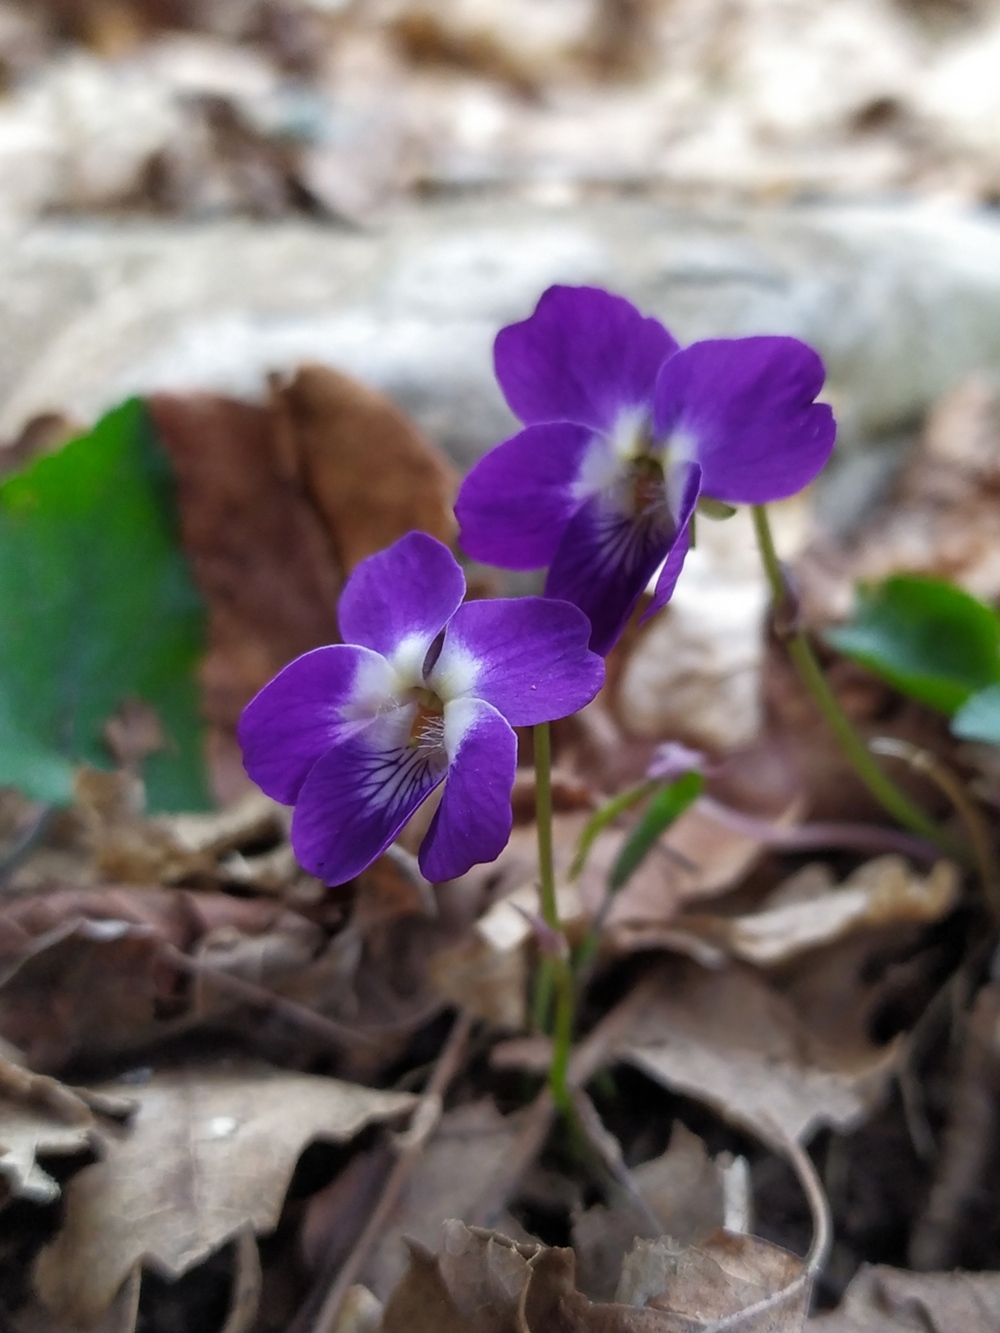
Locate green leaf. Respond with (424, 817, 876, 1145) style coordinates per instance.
(608, 771, 704, 895)
(0, 400, 209, 811)
(568, 778, 657, 881)
(952, 683, 1000, 745)
(827, 574, 1000, 715)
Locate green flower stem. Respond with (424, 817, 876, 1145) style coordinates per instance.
(751, 504, 965, 860)
(534, 721, 575, 1115)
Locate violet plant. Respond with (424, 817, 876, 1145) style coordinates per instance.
(239, 283, 958, 1116)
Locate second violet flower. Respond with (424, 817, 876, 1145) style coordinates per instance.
(456, 285, 837, 655)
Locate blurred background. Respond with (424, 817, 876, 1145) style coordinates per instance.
(2, 0, 1000, 518)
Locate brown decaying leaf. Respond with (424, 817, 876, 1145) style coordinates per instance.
(357, 1099, 531, 1301)
(673, 855, 959, 968)
(380, 1220, 809, 1332)
(147, 391, 342, 738)
(807, 1265, 1000, 1333)
(272, 365, 457, 574)
(814, 375, 1000, 614)
(573, 1122, 726, 1302)
(0, 886, 323, 1069)
(33, 1065, 416, 1327)
(149, 367, 457, 800)
(430, 794, 793, 1028)
(0, 1098, 96, 1205)
(615, 962, 895, 1146)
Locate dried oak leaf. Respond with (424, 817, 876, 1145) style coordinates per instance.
(33, 1065, 416, 1328)
(807, 1265, 1000, 1332)
(360, 1099, 530, 1301)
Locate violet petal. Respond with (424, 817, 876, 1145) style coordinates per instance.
(419, 698, 517, 881)
(455, 422, 593, 570)
(337, 531, 465, 658)
(433, 597, 604, 726)
(640, 464, 701, 622)
(495, 285, 679, 433)
(654, 337, 836, 505)
(238, 645, 391, 805)
(291, 723, 447, 885)
(545, 493, 676, 656)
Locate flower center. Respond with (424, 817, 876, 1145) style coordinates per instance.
(407, 686, 446, 751)
(626, 454, 666, 518)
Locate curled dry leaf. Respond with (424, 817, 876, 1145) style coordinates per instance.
(807, 1265, 1000, 1333)
(76, 769, 286, 886)
(432, 796, 790, 1028)
(676, 855, 959, 967)
(33, 1065, 416, 1328)
(380, 1219, 809, 1332)
(618, 1231, 808, 1331)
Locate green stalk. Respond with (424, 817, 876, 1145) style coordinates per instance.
(751, 504, 964, 859)
(533, 721, 575, 1114)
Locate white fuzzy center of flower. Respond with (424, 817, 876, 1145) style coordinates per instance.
(406, 686, 447, 755)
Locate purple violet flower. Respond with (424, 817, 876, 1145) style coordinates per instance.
(456, 285, 836, 654)
(238, 531, 604, 885)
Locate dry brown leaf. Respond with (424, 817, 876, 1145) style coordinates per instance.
(381, 1219, 809, 1332)
(813, 376, 1000, 614)
(678, 856, 959, 967)
(149, 369, 456, 800)
(147, 391, 344, 778)
(574, 1122, 726, 1301)
(0, 1099, 96, 1205)
(0, 887, 323, 1069)
(360, 1099, 530, 1300)
(75, 769, 286, 886)
(33, 1065, 416, 1327)
(807, 1265, 1000, 1332)
(617, 962, 895, 1145)
(614, 507, 773, 751)
(273, 365, 457, 575)
(618, 1231, 808, 1331)
(433, 796, 790, 1027)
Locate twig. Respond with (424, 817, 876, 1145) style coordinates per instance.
(308, 1009, 475, 1333)
(161, 944, 383, 1050)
